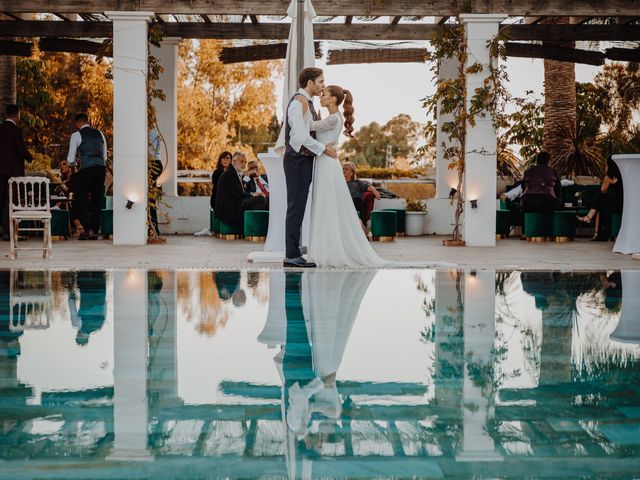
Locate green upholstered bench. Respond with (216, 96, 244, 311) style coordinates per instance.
(524, 212, 552, 242)
(496, 209, 511, 239)
(100, 209, 113, 238)
(244, 210, 269, 242)
(219, 219, 243, 240)
(371, 210, 396, 242)
(552, 210, 577, 242)
(51, 209, 71, 239)
(611, 212, 622, 239)
(383, 208, 406, 236)
(210, 210, 220, 235)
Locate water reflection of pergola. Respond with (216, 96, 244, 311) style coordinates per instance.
(1, 2, 639, 245)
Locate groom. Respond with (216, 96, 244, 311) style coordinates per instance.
(283, 67, 337, 268)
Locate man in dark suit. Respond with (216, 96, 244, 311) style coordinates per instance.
(0, 104, 32, 240)
(215, 151, 266, 231)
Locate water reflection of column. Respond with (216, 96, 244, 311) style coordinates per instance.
(457, 270, 502, 462)
(148, 272, 179, 407)
(108, 270, 153, 462)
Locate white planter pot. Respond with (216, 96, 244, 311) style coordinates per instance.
(405, 211, 427, 236)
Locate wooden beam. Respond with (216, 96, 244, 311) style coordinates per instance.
(249, 14, 259, 24)
(219, 41, 321, 63)
(0, 39, 33, 56)
(2, 21, 640, 42)
(345, 15, 352, 24)
(39, 37, 106, 56)
(505, 42, 605, 65)
(1, 0, 637, 17)
(605, 47, 640, 62)
(200, 14, 211, 23)
(327, 47, 428, 65)
(391, 16, 401, 25)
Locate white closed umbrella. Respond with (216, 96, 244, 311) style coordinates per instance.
(275, 0, 317, 151)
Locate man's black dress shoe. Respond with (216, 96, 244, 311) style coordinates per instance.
(283, 256, 317, 268)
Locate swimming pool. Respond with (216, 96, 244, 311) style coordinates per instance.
(1, 269, 639, 479)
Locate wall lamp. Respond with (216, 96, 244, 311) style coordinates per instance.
(470, 199, 478, 209)
(448, 187, 457, 199)
(125, 199, 135, 210)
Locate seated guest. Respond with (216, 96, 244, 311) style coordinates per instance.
(242, 160, 269, 196)
(521, 151, 562, 213)
(214, 151, 266, 231)
(342, 161, 380, 225)
(577, 158, 623, 241)
(210, 151, 232, 211)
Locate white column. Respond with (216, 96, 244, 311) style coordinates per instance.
(151, 38, 180, 197)
(108, 270, 153, 462)
(435, 56, 461, 199)
(457, 270, 502, 462)
(107, 12, 154, 245)
(460, 14, 507, 247)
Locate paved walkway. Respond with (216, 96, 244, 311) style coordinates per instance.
(0, 235, 637, 270)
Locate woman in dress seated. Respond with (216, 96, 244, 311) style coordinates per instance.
(341, 161, 380, 227)
(577, 158, 623, 241)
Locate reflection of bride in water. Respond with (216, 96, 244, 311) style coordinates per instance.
(258, 270, 375, 478)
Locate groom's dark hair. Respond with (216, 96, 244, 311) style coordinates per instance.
(299, 67, 323, 88)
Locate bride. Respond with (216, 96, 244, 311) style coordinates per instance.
(308, 86, 389, 267)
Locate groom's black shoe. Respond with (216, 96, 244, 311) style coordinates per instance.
(283, 256, 317, 268)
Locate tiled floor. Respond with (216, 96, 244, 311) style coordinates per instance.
(0, 235, 637, 270)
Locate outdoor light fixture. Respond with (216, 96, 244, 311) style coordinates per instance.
(470, 199, 478, 209)
(125, 199, 135, 209)
(448, 187, 457, 199)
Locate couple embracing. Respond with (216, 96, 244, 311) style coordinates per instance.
(283, 67, 388, 268)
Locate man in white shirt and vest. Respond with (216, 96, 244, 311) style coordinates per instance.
(283, 67, 337, 268)
(66, 113, 107, 240)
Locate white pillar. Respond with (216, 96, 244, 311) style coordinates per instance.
(460, 14, 507, 247)
(107, 12, 154, 245)
(151, 38, 180, 197)
(457, 270, 502, 462)
(435, 56, 461, 199)
(108, 270, 153, 462)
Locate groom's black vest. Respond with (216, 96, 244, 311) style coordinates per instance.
(284, 93, 319, 157)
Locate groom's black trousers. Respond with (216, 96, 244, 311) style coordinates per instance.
(284, 151, 314, 259)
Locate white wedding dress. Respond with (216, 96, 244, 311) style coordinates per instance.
(308, 112, 389, 267)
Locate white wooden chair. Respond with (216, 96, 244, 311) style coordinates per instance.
(9, 270, 52, 332)
(8, 176, 52, 259)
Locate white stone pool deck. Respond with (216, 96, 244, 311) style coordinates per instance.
(0, 235, 637, 270)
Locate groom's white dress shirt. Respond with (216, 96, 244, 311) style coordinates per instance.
(287, 88, 325, 156)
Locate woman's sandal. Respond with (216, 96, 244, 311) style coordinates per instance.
(576, 214, 593, 224)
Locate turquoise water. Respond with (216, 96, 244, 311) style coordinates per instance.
(1, 269, 639, 479)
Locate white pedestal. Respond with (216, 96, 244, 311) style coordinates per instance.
(610, 271, 640, 344)
(107, 12, 154, 245)
(248, 148, 311, 263)
(612, 154, 640, 254)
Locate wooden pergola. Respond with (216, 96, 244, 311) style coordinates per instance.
(0, 0, 638, 246)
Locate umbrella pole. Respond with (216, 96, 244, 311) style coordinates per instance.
(296, 0, 305, 74)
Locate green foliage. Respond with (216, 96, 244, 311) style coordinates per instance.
(340, 114, 422, 167)
(353, 166, 427, 179)
(405, 198, 428, 212)
(502, 91, 544, 165)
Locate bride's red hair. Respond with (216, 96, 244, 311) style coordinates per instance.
(327, 85, 355, 138)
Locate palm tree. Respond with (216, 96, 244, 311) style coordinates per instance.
(542, 17, 576, 167)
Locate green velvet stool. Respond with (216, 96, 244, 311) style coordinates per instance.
(210, 210, 220, 235)
(383, 208, 406, 236)
(611, 212, 622, 239)
(524, 212, 552, 242)
(371, 210, 396, 242)
(496, 209, 511, 239)
(51, 209, 71, 239)
(219, 219, 243, 240)
(552, 210, 577, 242)
(100, 209, 113, 238)
(244, 210, 269, 242)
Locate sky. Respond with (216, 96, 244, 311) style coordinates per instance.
(273, 52, 602, 133)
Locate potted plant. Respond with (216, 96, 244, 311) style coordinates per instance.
(405, 198, 428, 236)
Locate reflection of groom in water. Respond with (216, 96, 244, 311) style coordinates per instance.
(283, 67, 337, 269)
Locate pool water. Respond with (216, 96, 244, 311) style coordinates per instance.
(1, 269, 639, 479)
